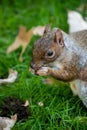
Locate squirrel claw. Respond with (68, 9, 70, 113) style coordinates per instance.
(36, 67, 49, 76)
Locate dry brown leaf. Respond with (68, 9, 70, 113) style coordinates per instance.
(33, 26, 45, 36)
(0, 69, 18, 84)
(7, 26, 34, 62)
(0, 114, 17, 130)
(7, 25, 45, 62)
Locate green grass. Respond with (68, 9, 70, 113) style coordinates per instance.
(0, 0, 87, 130)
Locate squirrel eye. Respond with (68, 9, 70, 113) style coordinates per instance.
(47, 51, 53, 56)
(46, 50, 55, 58)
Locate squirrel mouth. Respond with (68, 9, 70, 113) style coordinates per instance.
(29, 63, 48, 75)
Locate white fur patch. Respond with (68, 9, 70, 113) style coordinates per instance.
(49, 61, 63, 70)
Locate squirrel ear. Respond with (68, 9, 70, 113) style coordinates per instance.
(54, 29, 64, 47)
(44, 24, 51, 34)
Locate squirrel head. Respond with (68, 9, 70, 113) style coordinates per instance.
(30, 25, 65, 73)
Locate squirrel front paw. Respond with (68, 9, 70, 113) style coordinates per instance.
(36, 67, 49, 76)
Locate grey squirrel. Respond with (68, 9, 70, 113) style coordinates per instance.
(30, 25, 87, 108)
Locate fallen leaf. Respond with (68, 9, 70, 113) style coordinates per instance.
(0, 69, 18, 84)
(7, 25, 45, 62)
(67, 11, 87, 33)
(0, 114, 17, 130)
(33, 26, 45, 36)
(0, 117, 7, 130)
(7, 26, 34, 62)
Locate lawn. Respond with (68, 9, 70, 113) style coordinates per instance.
(0, 0, 87, 130)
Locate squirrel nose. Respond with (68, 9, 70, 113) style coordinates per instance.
(30, 61, 43, 71)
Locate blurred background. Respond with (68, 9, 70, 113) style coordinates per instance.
(0, 0, 87, 130)
(0, 0, 87, 37)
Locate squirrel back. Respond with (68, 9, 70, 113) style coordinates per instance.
(70, 30, 87, 50)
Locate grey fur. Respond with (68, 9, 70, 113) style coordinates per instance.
(31, 27, 87, 108)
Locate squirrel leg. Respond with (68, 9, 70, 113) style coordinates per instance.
(70, 81, 79, 96)
(78, 80, 87, 108)
(37, 66, 77, 82)
(70, 80, 87, 108)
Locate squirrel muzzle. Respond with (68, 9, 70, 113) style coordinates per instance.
(30, 60, 45, 74)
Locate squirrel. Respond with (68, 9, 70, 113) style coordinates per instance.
(30, 25, 87, 108)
